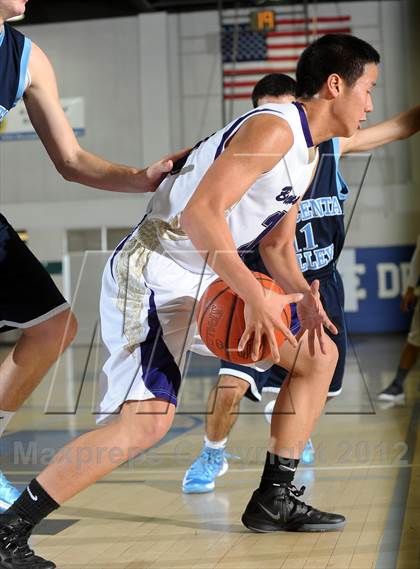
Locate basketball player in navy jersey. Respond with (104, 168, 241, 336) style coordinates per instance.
(0, 34, 382, 567)
(0, 0, 182, 512)
(183, 73, 420, 493)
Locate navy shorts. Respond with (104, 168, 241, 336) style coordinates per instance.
(219, 268, 347, 400)
(0, 214, 69, 333)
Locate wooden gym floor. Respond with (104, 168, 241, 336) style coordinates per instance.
(0, 333, 419, 569)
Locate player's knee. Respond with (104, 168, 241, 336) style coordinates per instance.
(24, 308, 78, 347)
(295, 336, 338, 380)
(313, 342, 337, 378)
(49, 310, 78, 348)
(216, 375, 248, 407)
(323, 338, 339, 370)
(61, 310, 78, 346)
(126, 413, 173, 449)
(313, 340, 338, 389)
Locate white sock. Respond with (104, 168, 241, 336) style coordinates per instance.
(0, 410, 15, 437)
(204, 435, 228, 450)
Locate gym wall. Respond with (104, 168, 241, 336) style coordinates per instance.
(0, 0, 418, 334)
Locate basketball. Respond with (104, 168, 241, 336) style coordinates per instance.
(196, 272, 291, 364)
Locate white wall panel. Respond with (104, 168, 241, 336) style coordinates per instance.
(138, 13, 171, 163)
(0, 17, 143, 205)
(179, 11, 223, 144)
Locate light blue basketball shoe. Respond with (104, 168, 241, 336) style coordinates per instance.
(301, 438, 315, 465)
(182, 446, 229, 494)
(0, 471, 21, 511)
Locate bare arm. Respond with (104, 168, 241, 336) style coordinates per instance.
(24, 42, 172, 193)
(181, 114, 302, 361)
(259, 204, 337, 354)
(182, 114, 293, 303)
(259, 204, 310, 294)
(340, 105, 420, 154)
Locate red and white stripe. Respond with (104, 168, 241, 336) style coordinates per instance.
(223, 13, 351, 100)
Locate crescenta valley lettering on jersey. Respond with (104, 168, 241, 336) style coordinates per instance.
(294, 137, 349, 277)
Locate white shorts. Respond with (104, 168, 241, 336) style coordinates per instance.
(407, 300, 420, 347)
(98, 221, 220, 422)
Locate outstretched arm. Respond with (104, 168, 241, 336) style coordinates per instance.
(340, 105, 420, 154)
(25, 42, 178, 193)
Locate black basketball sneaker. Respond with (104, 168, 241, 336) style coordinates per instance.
(242, 483, 346, 532)
(0, 514, 56, 568)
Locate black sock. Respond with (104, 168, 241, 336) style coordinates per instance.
(6, 479, 59, 527)
(393, 367, 409, 388)
(259, 451, 300, 492)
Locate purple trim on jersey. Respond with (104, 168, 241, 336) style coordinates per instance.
(110, 215, 147, 281)
(292, 102, 313, 148)
(110, 233, 132, 281)
(238, 210, 285, 256)
(140, 289, 181, 406)
(214, 107, 285, 160)
(290, 302, 301, 335)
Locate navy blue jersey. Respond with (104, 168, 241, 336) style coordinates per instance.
(295, 137, 349, 278)
(0, 23, 31, 123)
(242, 137, 348, 280)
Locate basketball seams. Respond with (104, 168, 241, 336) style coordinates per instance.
(285, 305, 291, 327)
(225, 293, 239, 362)
(197, 272, 293, 363)
(197, 282, 229, 334)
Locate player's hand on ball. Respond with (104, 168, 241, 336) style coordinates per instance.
(297, 280, 338, 356)
(239, 290, 303, 363)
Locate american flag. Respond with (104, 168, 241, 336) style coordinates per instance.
(222, 11, 352, 101)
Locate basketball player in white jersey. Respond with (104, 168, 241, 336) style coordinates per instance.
(0, 34, 379, 567)
(182, 75, 420, 492)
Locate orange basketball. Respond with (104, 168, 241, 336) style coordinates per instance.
(196, 272, 291, 364)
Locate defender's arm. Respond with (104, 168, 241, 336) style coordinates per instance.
(340, 105, 420, 154)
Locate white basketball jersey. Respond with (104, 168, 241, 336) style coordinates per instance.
(145, 102, 317, 274)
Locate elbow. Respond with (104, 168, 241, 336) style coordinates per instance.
(181, 201, 215, 235)
(260, 238, 293, 259)
(180, 206, 196, 235)
(58, 163, 76, 182)
(55, 150, 82, 182)
(259, 240, 295, 268)
(395, 117, 413, 142)
(394, 129, 405, 142)
(398, 130, 412, 142)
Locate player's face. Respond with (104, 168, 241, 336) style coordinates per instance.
(0, 0, 28, 21)
(337, 63, 378, 136)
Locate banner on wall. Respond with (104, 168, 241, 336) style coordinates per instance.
(0, 97, 85, 141)
(338, 245, 416, 333)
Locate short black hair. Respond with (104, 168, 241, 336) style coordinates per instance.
(251, 73, 297, 108)
(296, 34, 380, 98)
